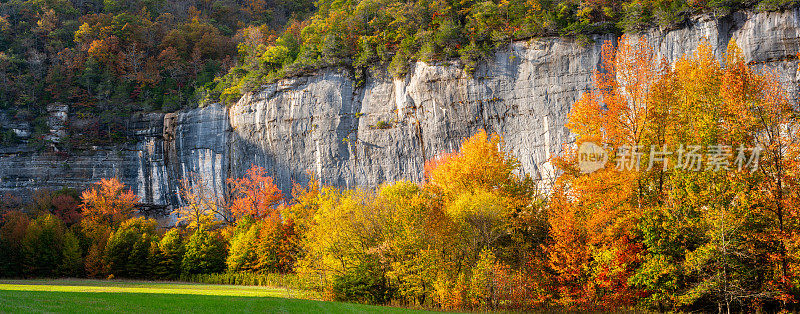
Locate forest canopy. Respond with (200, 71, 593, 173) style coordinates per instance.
(0, 0, 314, 147)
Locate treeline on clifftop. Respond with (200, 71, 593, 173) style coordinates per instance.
(209, 0, 799, 103)
(4, 37, 800, 312)
(1, 0, 799, 149)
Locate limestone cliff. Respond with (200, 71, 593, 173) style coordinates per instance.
(1, 9, 799, 222)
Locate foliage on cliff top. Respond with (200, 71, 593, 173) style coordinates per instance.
(206, 0, 800, 104)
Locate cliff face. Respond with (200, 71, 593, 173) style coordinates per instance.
(228, 35, 609, 192)
(2, 9, 799, 220)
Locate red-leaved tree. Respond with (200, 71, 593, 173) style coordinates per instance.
(228, 165, 283, 221)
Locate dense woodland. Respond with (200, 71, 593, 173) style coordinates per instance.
(0, 0, 315, 147)
(0, 0, 799, 148)
(3, 36, 800, 312)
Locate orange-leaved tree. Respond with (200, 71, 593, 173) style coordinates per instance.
(553, 35, 800, 312)
(228, 165, 283, 221)
(714, 41, 799, 306)
(642, 41, 798, 310)
(425, 130, 523, 197)
(80, 177, 139, 228)
(79, 177, 139, 277)
(547, 35, 664, 309)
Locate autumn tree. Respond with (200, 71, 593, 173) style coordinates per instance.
(25, 189, 81, 226)
(52, 192, 81, 226)
(422, 130, 543, 309)
(228, 165, 283, 221)
(425, 130, 537, 260)
(379, 181, 440, 306)
(176, 172, 229, 228)
(425, 130, 528, 199)
(285, 173, 321, 235)
(547, 35, 664, 310)
(554, 35, 800, 311)
(639, 41, 796, 311)
(255, 216, 301, 274)
(80, 178, 139, 227)
(80, 177, 139, 277)
(294, 184, 403, 304)
(226, 216, 260, 273)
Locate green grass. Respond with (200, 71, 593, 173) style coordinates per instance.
(0, 279, 434, 313)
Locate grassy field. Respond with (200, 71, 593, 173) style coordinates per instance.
(0, 279, 433, 313)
